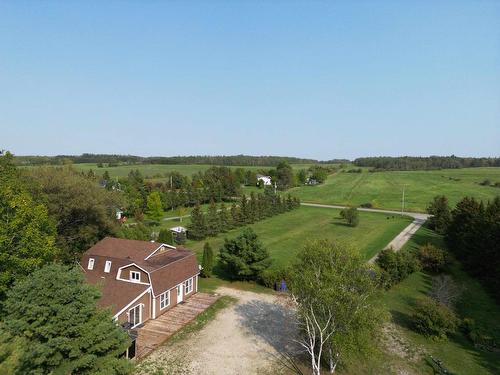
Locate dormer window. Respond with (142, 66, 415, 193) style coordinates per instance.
(130, 271, 140, 282)
(87, 258, 95, 270)
(104, 260, 112, 273)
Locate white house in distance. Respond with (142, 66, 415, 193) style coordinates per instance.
(256, 174, 272, 186)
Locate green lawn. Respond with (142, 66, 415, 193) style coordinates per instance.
(289, 167, 500, 212)
(374, 226, 500, 375)
(182, 206, 412, 268)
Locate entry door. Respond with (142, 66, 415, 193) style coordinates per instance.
(129, 304, 141, 328)
(176, 284, 183, 303)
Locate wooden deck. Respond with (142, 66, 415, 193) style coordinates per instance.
(135, 292, 219, 359)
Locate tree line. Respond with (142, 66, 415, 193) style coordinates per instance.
(188, 191, 301, 241)
(14, 153, 321, 166)
(354, 156, 500, 170)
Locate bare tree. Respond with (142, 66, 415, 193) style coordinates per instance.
(429, 275, 462, 309)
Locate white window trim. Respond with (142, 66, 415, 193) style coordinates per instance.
(184, 277, 193, 294)
(127, 303, 142, 329)
(159, 290, 170, 310)
(87, 258, 95, 270)
(130, 271, 141, 282)
(104, 260, 112, 273)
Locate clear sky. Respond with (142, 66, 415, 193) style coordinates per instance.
(1, 1, 499, 160)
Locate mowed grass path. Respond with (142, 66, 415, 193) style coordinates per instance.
(184, 206, 412, 268)
(290, 167, 500, 212)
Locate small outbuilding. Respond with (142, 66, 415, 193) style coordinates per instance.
(256, 174, 272, 186)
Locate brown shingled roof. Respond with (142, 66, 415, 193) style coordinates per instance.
(81, 254, 150, 315)
(81, 237, 200, 315)
(86, 237, 160, 263)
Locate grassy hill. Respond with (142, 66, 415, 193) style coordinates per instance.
(290, 167, 500, 212)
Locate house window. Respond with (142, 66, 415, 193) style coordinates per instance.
(159, 291, 170, 310)
(130, 271, 140, 282)
(128, 304, 141, 328)
(104, 260, 112, 273)
(87, 258, 94, 270)
(184, 277, 193, 294)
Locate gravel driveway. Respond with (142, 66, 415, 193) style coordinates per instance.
(138, 287, 299, 375)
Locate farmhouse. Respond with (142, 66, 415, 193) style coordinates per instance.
(256, 174, 272, 186)
(80, 237, 200, 329)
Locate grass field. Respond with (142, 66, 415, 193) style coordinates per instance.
(68, 162, 324, 180)
(178, 206, 412, 268)
(289, 167, 500, 212)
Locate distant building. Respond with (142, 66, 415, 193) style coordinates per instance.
(170, 226, 187, 243)
(305, 177, 319, 185)
(256, 174, 272, 186)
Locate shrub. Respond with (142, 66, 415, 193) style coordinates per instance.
(411, 297, 458, 340)
(418, 244, 447, 272)
(259, 267, 290, 289)
(360, 202, 373, 208)
(376, 249, 420, 288)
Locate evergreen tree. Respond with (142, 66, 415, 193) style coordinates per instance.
(187, 204, 207, 240)
(157, 228, 174, 244)
(146, 191, 163, 223)
(219, 228, 271, 281)
(201, 242, 214, 278)
(248, 192, 257, 223)
(426, 195, 451, 234)
(206, 200, 220, 236)
(1, 264, 132, 375)
(240, 194, 249, 223)
(218, 202, 230, 233)
(230, 202, 240, 228)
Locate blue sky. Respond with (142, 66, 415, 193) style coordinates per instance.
(1, 1, 499, 160)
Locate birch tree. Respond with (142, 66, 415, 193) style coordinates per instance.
(289, 240, 384, 374)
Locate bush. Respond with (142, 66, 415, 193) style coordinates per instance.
(411, 297, 458, 340)
(259, 267, 290, 289)
(418, 244, 448, 272)
(429, 275, 461, 309)
(376, 249, 420, 288)
(360, 202, 373, 208)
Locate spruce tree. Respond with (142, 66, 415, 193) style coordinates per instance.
(286, 194, 294, 210)
(2, 264, 132, 375)
(157, 228, 174, 245)
(230, 202, 240, 228)
(218, 202, 229, 233)
(248, 192, 257, 223)
(219, 228, 271, 281)
(201, 242, 214, 278)
(240, 194, 249, 224)
(187, 204, 207, 240)
(206, 200, 220, 236)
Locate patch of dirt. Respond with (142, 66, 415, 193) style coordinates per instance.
(137, 287, 299, 375)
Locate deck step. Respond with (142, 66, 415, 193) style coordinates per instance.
(135, 293, 219, 359)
